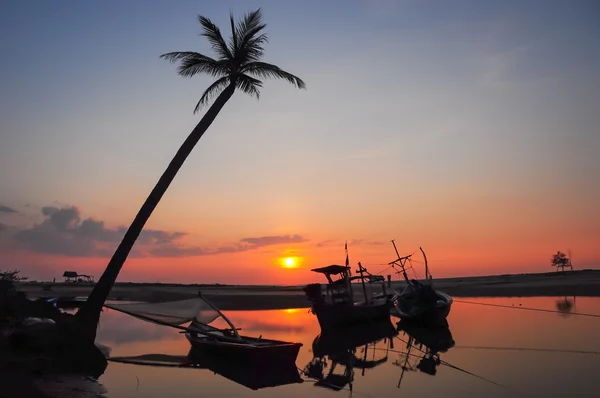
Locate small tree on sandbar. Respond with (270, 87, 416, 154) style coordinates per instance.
(551, 251, 572, 272)
(76, 8, 306, 341)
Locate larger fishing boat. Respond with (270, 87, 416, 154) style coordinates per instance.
(303, 243, 397, 331)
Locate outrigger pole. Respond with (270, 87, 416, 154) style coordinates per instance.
(419, 247, 431, 281)
(390, 239, 412, 283)
(197, 292, 242, 340)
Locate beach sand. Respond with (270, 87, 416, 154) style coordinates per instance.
(16, 269, 600, 311)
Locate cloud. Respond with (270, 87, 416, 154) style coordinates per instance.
(240, 235, 307, 247)
(478, 45, 529, 90)
(316, 239, 336, 248)
(349, 239, 386, 246)
(316, 239, 386, 248)
(11, 205, 186, 257)
(149, 234, 309, 258)
(3, 204, 309, 259)
(0, 205, 17, 214)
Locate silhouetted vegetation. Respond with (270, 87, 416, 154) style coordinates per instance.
(0, 269, 28, 284)
(551, 251, 573, 272)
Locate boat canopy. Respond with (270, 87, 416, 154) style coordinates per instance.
(105, 296, 220, 328)
(328, 275, 385, 288)
(311, 265, 350, 275)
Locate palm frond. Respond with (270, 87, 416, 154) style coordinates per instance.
(236, 73, 262, 99)
(235, 9, 266, 49)
(194, 76, 231, 113)
(241, 62, 306, 89)
(162, 9, 305, 113)
(228, 11, 238, 58)
(197, 15, 233, 61)
(235, 9, 267, 63)
(239, 33, 269, 63)
(160, 52, 229, 78)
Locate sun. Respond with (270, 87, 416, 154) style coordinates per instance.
(284, 257, 295, 267)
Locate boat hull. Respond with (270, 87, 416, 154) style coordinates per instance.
(312, 300, 392, 331)
(393, 290, 452, 327)
(185, 333, 302, 366)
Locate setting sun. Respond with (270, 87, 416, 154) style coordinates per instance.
(278, 255, 303, 269)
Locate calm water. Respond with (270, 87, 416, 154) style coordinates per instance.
(91, 297, 600, 398)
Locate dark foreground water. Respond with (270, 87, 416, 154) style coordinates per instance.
(87, 297, 600, 398)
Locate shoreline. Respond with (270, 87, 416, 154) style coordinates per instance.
(16, 269, 600, 311)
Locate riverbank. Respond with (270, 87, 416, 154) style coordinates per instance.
(16, 269, 600, 311)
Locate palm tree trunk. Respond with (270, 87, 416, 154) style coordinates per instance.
(75, 83, 236, 341)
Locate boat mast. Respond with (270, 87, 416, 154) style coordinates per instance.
(390, 240, 410, 282)
(357, 262, 370, 305)
(198, 293, 242, 340)
(344, 241, 354, 302)
(419, 247, 430, 281)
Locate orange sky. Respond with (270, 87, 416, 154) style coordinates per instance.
(1, 2, 598, 284)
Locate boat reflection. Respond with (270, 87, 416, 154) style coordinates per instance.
(302, 319, 398, 392)
(109, 346, 304, 391)
(187, 346, 304, 390)
(394, 319, 455, 388)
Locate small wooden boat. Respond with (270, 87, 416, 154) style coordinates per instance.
(389, 241, 453, 326)
(185, 319, 302, 366)
(105, 294, 302, 365)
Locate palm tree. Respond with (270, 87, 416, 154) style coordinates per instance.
(75, 8, 305, 341)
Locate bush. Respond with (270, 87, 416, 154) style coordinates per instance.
(0, 269, 28, 283)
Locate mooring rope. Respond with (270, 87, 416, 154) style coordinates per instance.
(453, 299, 600, 318)
(453, 345, 600, 355)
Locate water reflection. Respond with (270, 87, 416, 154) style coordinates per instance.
(303, 320, 398, 391)
(91, 297, 600, 398)
(109, 348, 304, 391)
(556, 296, 576, 317)
(394, 320, 455, 387)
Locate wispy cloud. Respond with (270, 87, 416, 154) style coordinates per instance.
(350, 239, 386, 246)
(1, 204, 309, 258)
(152, 234, 309, 258)
(240, 235, 307, 247)
(315, 239, 386, 248)
(478, 45, 529, 90)
(0, 205, 17, 214)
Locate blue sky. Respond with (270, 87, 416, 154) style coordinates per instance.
(0, 0, 599, 282)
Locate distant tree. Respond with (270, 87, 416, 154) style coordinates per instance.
(0, 269, 28, 283)
(0, 269, 28, 295)
(551, 251, 572, 272)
